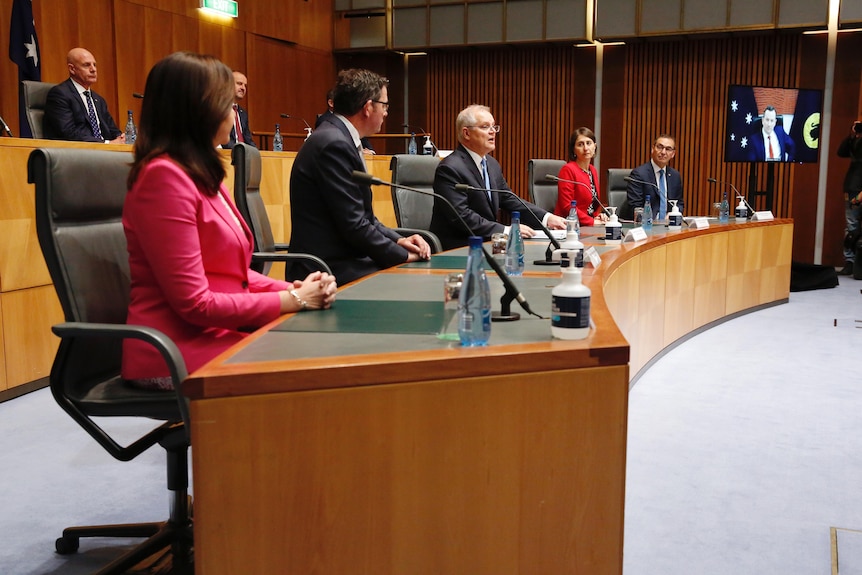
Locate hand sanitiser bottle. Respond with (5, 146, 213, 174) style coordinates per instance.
(458, 236, 492, 346)
(551, 250, 591, 340)
(604, 206, 622, 245)
(667, 199, 682, 231)
(735, 196, 749, 221)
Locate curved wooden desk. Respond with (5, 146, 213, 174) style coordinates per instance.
(184, 219, 792, 575)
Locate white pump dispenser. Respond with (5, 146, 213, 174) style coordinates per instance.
(667, 199, 682, 231)
(604, 206, 622, 245)
(551, 250, 591, 340)
(735, 196, 749, 221)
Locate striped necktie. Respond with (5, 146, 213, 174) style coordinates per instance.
(84, 91, 102, 140)
(658, 169, 667, 220)
(481, 157, 491, 203)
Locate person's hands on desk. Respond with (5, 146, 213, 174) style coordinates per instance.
(546, 214, 567, 230)
(399, 234, 432, 262)
(280, 271, 337, 312)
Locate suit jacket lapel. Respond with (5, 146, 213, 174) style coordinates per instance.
(457, 145, 495, 211)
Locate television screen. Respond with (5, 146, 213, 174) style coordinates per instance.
(724, 85, 822, 163)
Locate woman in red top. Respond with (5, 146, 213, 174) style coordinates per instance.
(554, 127, 606, 226)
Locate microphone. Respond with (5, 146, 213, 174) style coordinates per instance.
(0, 115, 13, 137)
(707, 177, 754, 217)
(402, 123, 427, 134)
(624, 175, 659, 190)
(545, 174, 611, 218)
(352, 171, 542, 322)
(132, 92, 144, 99)
(454, 183, 561, 266)
(281, 113, 313, 139)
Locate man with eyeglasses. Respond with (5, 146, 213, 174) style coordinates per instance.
(626, 134, 685, 221)
(430, 104, 566, 250)
(289, 68, 430, 284)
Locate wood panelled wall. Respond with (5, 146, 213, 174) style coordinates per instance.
(0, 0, 335, 149)
(420, 33, 862, 264)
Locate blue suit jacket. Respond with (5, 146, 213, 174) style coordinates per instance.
(747, 126, 795, 162)
(223, 104, 256, 149)
(430, 145, 547, 250)
(289, 114, 407, 284)
(626, 162, 685, 218)
(44, 79, 122, 142)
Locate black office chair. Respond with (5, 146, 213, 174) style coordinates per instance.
(20, 80, 55, 138)
(29, 147, 193, 575)
(606, 168, 633, 219)
(527, 158, 566, 213)
(388, 154, 443, 253)
(230, 143, 334, 277)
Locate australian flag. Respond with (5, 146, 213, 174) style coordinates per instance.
(9, 0, 41, 137)
(724, 85, 758, 163)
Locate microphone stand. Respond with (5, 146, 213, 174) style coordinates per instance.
(0, 115, 13, 137)
(454, 183, 562, 266)
(624, 175, 665, 223)
(352, 171, 542, 322)
(280, 113, 313, 140)
(708, 178, 754, 218)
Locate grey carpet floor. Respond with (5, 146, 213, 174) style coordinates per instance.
(0, 276, 859, 574)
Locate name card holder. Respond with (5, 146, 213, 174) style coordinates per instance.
(623, 227, 648, 242)
(585, 246, 602, 268)
(684, 217, 710, 229)
(751, 211, 774, 221)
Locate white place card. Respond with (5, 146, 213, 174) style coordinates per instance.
(623, 227, 648, 242)
(751, 211, 774, 221)
(585, 246, 602, 268)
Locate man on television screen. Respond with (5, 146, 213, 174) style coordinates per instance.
(748, 106, 795, 162)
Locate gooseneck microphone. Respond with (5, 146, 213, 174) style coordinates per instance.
(624, 175, 659, 190)
(280, 113, 313, 137)
(454, 183, 561, 266)
(707, 177, 754, 217)
(0, 115, 13, 137)
(132, 92, 144, 99)
(545, 174, 611, 217)
(402, 123, 427, 134)
(352, 171, 542, 321)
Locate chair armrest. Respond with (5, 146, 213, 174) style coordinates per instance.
(273, 242, 290, 252)
(51, 322, 190, 436)
(251, 252, 333, 275)
(395, 227, 443, 254)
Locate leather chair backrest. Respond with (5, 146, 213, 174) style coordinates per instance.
(20, 80, 55, 139)
(527, 159, 566, 213)
(606, 168, 632, 216)
(389, 154, 440, 229)
(231, 143, 276, 275)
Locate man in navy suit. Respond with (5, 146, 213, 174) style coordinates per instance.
(289, 69, 430, 284)
(626, 134, 685, 221)
(43, 47, 123, 143)
(222, 71, 256, 149)
(430, 104, 566, 251)
(747, 106, 795, 162)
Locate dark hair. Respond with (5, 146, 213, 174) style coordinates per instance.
(654, 133, 676, 147)
(331, 69, 389, 117)
(128, 51, 234, 195)
(568, 127, 596, 161)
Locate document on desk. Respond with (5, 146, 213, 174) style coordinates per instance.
(274, 299, 443, 335)
(530, 229, 567, 241)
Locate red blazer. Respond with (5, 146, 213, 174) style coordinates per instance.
(553, 161, 601, 226)
(122, 157, 291, 379)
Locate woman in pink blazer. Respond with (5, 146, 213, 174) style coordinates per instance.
(122, 52, 337, 389)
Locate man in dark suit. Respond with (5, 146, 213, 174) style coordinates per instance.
(430, 104, 566, 251)
(316, 89, 374, 154)
(223, 71, 256, 149)
(747, 106, 795, 162)
(43, 47, 124, 143)
(626, 134, 685, 221)
(289, 69, 430, 285)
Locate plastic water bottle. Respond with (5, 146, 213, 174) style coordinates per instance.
(566, 200, 580, 236)
(719, 191, 730, 223)
(124, 110, 136, 144)
(273, 124, 283, 152)
(422, 135, 434, 155)
(642, 195, 653, 231)
(458, 236, 491, 347)
(505, 211, 525, 276)
(407, 132, 417, 155)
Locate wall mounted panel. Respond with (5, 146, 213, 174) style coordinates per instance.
(778, 0, 828, 28)
(467, 2, 504, 44)
(505, 0, 544, 42)
(682, 0, 726, 31)
(430, 5, 466, 45)
(545, 0, 587, 41)
(393, 8, 429, 48)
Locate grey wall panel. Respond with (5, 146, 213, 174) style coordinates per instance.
(729, 0, 775, 28)
(505, 0, 544, 42)
(545, 0, 587, 41)
(468, 2, 505, 44)
(350, 15, 387, 48)
(352, 0, 387, 9)
(839, 0, 862, 24)
(430, 5, 466, 46)
(393, 7, 428, 49)
(643, 0, 682, 33)
(682, 0, 727, 30)
(594, 0, 637, 38)
(778, 0, 827, 27)
(335, 0, 352, 11)
(393, 0, 425, 7)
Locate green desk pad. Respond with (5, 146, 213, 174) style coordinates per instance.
(400, 255, 468, 270)
(274, 299, 444, 335)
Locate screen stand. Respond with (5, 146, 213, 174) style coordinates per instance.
(747, 161, 775, 214)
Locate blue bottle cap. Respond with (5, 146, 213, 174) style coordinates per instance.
(511, 211, 520, 219)
(468, 236, 483, 249)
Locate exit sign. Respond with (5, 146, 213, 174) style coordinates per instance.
(201, 0, 238, 17)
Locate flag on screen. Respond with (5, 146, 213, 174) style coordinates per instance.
(9, 0, 41, 137)
(788, 90, 822, 164)
(725, 86, 759, 162)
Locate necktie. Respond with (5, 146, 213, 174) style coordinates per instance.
(357, 144, 367, 170)
(658, 169, 667, 220)
(233, 104, 244, 144)
(84, 91, 102, 140)
(481, 157, 492, 203)
(769, 135, 776, 160)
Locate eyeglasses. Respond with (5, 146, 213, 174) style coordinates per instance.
(467, 124, 501, 133)
(654, 143, 675, 152)
(371, 99, 390, 111)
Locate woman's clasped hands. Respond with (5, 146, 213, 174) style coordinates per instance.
(280, 271, 338, 313)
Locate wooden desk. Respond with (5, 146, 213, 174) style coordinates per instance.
(185, 219, 792, 575)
